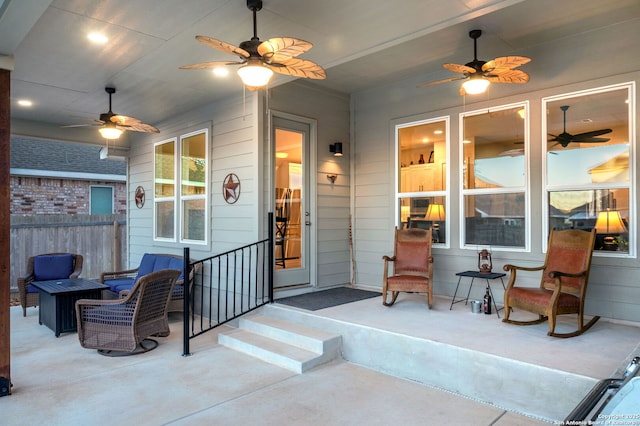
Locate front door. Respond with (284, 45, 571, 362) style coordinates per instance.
(272, 115, 312, 288)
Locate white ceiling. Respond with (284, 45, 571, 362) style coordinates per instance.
(2, 0, 639, 139)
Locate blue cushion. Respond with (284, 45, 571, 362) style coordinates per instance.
(133, 254, 184, 283)
(26, 284, 39, 294)
(33, 254, 74, 281)
(104, 278, 135, 293)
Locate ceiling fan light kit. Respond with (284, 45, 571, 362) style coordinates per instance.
(462, 76, 490, 95)
(180, 0, 326, 91)
(237, 60, 274, 89)
(98, 123, 123, 140)
(418, 29, 530, 96)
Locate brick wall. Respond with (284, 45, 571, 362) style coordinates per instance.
(11, 176, 127, 215)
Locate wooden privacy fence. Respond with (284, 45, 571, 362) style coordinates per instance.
(10, 214, 127, 290)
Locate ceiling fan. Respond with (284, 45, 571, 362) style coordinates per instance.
(548, 105, 612, 148)
(417, 29, 530, 95)
(180, 0, 326, 90)
(63, 87, 159, 139)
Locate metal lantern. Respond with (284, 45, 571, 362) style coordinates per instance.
(478, 248, 492, 274)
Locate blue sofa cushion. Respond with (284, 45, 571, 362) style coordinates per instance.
(134, 254, 184, 283)
(105, 254, 184, 295)
(33, 254, 74, 281)
(103, 278, 136, 294)
(26, 283, 39, 294)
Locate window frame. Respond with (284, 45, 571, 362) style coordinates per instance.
(179, 128, 209, 245)
(153, 137, 178, 242)
(89, 185, 114, 214)
(459, 101, 531, 252)
(542, 82, 635, 258)
(395, 116, 449, 247)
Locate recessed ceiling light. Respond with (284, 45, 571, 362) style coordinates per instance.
(422, 137, 429, 143)
(433, 130, 443, 135)
(276, 152, 288, 158)
(212, 67, 229, 77)
(17, 99, 33, 107)
(87, 32, 108, 44)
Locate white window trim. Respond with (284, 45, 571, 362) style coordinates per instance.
(459, 101, 531, 253)
(179, 128, 209, 245)
(154, 137, 178, 243)
(394, 115, 450, 248)
(541, 82, 636, 258)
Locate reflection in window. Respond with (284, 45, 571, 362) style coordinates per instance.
(544, 84, 633, 255)
(399, 196, 446, 243)
(396, 117, 448, 245)
(461, 103, 528, 249)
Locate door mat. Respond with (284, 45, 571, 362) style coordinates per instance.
(275, 287, 381, 311)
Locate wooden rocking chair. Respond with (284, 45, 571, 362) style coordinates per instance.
(502, 228, 599, 338)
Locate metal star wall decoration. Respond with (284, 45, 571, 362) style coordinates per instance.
(223, 173, 241, 204)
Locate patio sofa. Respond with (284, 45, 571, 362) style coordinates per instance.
(100, 253, 198, 313)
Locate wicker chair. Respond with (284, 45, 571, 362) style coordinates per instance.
(502, 228, 599, 338)
(382, 227, 434, 308)
(76, 269, 181, 355)
(100, 253, 200, 313)
(17, 253, 83, 317)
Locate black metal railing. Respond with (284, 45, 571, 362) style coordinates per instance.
(182, 213, 274, 356)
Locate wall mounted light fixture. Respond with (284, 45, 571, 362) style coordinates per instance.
(326, 174, 337, 183)
(329, 142, 343, 157)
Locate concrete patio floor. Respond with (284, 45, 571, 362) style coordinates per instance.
(2, 293, 639, 425)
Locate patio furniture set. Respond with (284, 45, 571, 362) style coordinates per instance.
(17, 252, 191, 354)
(382, 227, 600, 338)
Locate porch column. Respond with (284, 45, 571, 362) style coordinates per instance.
(0, 66, 11, 396)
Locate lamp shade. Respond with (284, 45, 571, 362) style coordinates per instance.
(462, 77, 490, 95)
(595, 210, 627, 234)
(425, 204, 445, 221)
(99, 124, 123, 140)
(237, 60, 273, 89)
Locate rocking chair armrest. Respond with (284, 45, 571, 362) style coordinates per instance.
(548, 270, 587, 279)
(503, 264, 544, 272)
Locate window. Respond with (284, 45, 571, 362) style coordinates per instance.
(154, 129, 208, 244)
(461, 103, 529, 250)
(396, 117, 448, 244)
(90, 185, 113, 214)
(154, 138, 177, 240)
(543, 83, 634, 256)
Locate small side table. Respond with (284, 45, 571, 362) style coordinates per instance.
(450, 270, 507, 318)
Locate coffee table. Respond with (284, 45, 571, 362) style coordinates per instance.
(31, 278, 108, 337)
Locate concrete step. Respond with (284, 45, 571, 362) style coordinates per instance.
(218, 315, 342, 373)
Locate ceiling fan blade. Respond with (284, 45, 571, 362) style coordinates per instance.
(484, 69, 529, 84)
(195, 35, 250, 58)
(442, 63, 475, 74)
(122, 122, 160, 133)
(482, 56, 531, 73)
(111, 115, 142, 126)
(268, 58, 326, 79)
(111, 115, 159, 133)
(258, 37, 313, 61)
(571, 129, 613, 139)
(179, 60, 244, 70)
(417, 76, 466, 88)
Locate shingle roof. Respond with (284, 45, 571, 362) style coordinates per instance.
(10, 136, 126, 176)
